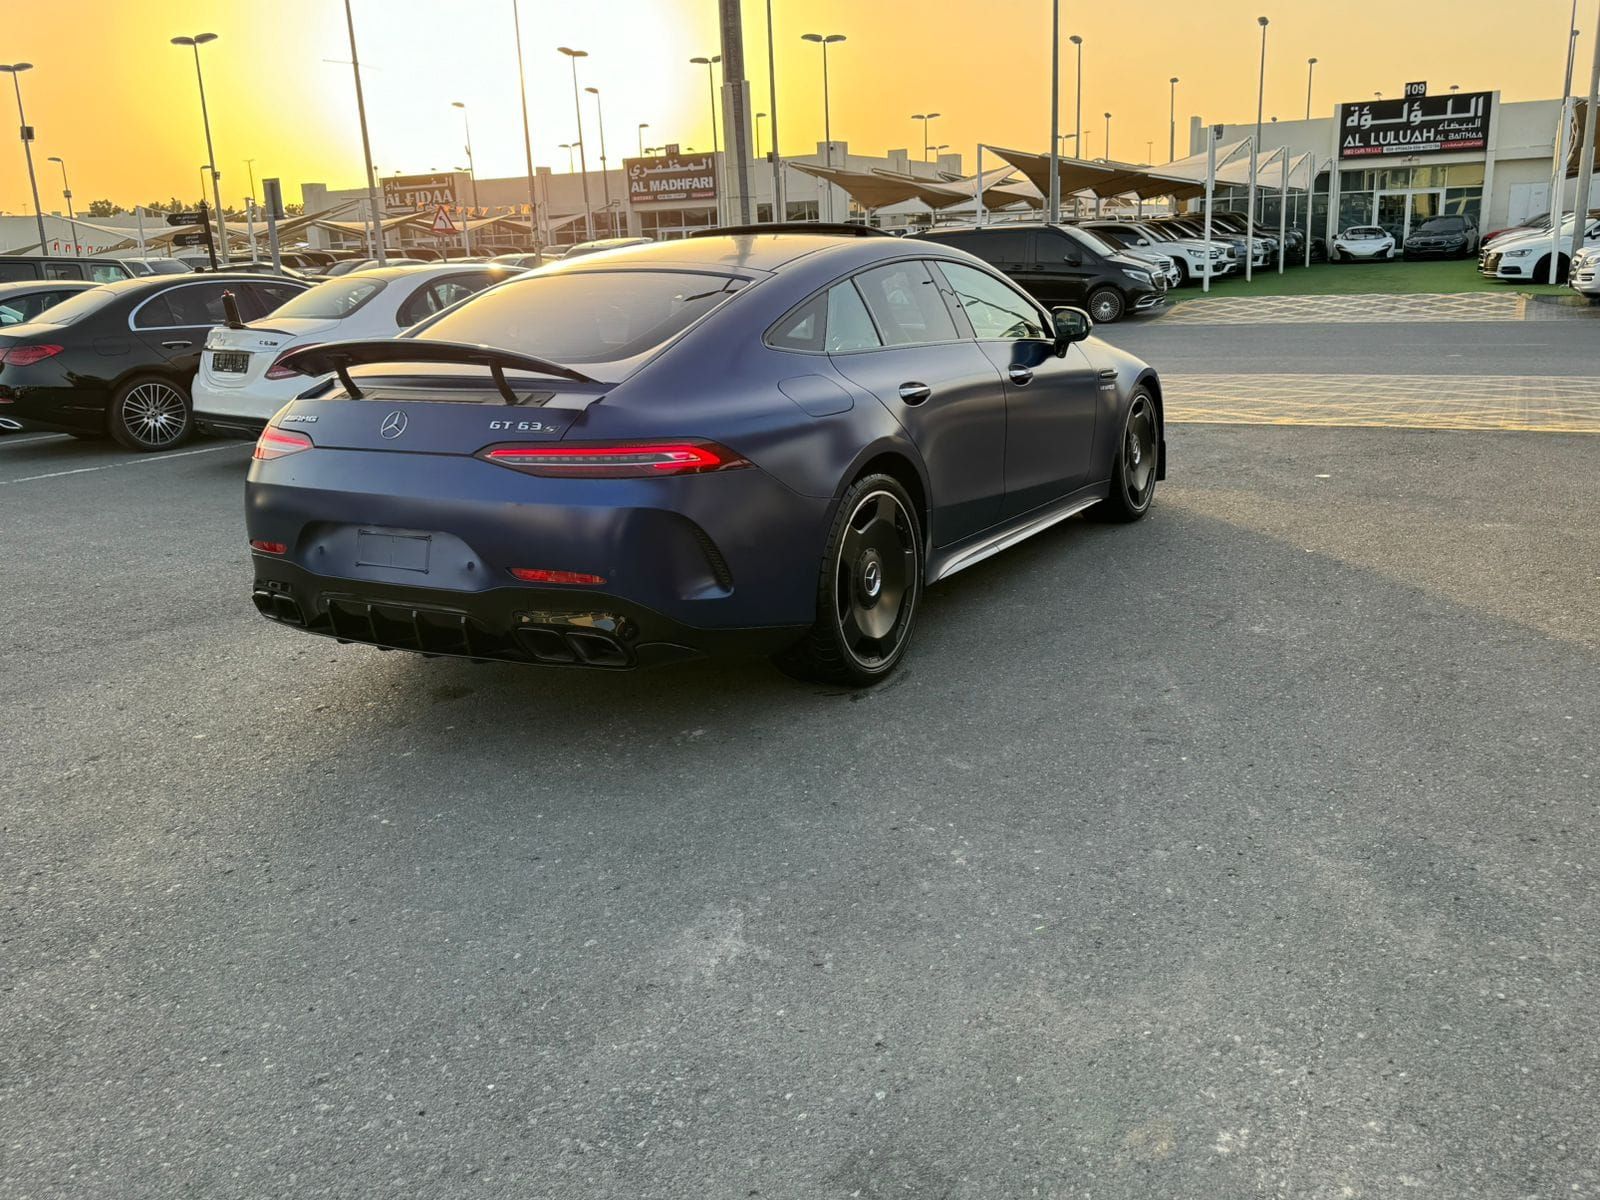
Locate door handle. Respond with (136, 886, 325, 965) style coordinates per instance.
(897, 381, 932, 405)
(161, 340, 192, 349)
(1007, 366, 1034, 385)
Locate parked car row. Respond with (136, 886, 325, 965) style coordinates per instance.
(1479, 210, 1600, 283)
(0, 264, 524, 450)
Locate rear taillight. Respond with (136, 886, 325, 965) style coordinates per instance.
(0, 344, 63, 367)
(249, 539, 287, 555)
(510, 568, 606, 585)
(264, 344, 317, 380)
(252, 427, 313, 460)
(480, 441, 749, 478)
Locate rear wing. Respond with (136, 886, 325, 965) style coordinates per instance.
(276, 339, 596, 404)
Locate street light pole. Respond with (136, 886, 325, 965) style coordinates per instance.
(171, 33, 229, 264)
(1569, 0, 1600, 271)
(47, 156, 77, 256)
(1305, 57, 1318, 120)
(585, 86, 614, 235)
(342, 1, 386, 264)
(765, 0, 784, 221)
(1549, 2, 1579, 284)
(1070, 35, 1083, 163)
(0, 64, 48, 256)
(1169, 77, 1179, 161)
(452, 101, 478, 254)
(560, 143, 576, 174)
(1104, 111, 1112, 161)
(512, 0, 542, 252)
(690, 54, 722, 220)
(557, 47, 595, 241)
(1049, 0, 1060, 221)
(639, 122, 651, 159)
(1247, 15, 1269, 283)
(754, 113, 765, 161)
(801, 33, 845, 221)
(912, 112, 940, 163)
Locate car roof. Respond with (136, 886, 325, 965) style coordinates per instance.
(538, 233, 875, 274)
(339, 263, 525, 282)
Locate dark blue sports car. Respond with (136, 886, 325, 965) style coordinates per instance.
(245, 227, 1165, 685)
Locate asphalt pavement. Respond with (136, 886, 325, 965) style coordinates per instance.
(3, 320, 1599, 1198)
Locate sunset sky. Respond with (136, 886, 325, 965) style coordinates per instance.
(2, 0, 1587, 214)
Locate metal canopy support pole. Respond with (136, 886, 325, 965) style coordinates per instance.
(1569, 8, 1600, 269)
(976, 144, 986, 226)
(1549, 2, 1579, 282)
(1247, 17, 1268, 283)
(1305, 160, 1316, 268)
(513, 0, 540, 250)
(719, 0, 754, 226)
(1203, 126, 1217, 293)
(1278, 152, 1288, 273)
(345, 0, 386, 265)
(765, 0, 784, 220)
(1048, 0, 1061, 223)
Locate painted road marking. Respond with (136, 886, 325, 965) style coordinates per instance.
(1166, 373, 1600, 434)
(0, 442, 249, 486)
(0, 433, 71, 448)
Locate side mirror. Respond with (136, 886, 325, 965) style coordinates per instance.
(1062, 253, 1082, 266)
(1051, 306, 1092, 352)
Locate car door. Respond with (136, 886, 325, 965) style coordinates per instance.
(1032, 227, 1097, 306)
(934, 259, 1101, 516)
(825, 259, 1008, 546)
(130, 281, 237, 377)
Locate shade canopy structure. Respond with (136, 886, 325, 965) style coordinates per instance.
(787, 161, 978, 211)
(986, 146, 1209, 202)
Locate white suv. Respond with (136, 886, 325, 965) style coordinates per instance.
(1081, 220, 1231, 286)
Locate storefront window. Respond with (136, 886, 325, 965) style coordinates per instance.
(1446, 163, 1485, 187)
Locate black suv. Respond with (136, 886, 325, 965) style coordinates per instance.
(913, 223, 1165, 322)
(0, 255, 134, 284)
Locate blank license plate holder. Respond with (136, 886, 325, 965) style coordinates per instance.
(356, 530, 431, 573)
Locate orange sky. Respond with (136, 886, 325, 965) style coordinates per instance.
(2, 0, 1588, 213)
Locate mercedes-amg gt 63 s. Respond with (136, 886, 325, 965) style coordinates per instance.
(246, 227, 1166, 685)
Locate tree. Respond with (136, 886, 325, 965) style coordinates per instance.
(284, 202, 304, 216)
(86, 199, 123, 217)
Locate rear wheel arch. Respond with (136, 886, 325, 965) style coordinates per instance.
(848, 450, 928, 549)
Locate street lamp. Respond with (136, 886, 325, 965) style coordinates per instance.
(1247, 14, 1269, 283)
(1305, 57, 1318, 120)
(584, 86, 614, 235)
(800, 33, 845, 220)
(0, 63, 47, 256)
(638, 122, 651, 159)
(343, 0, 385, 265)
(1168, 77, 1179, 161)
(451, 101, 478, 255)
(1104, 112, 1112, 161)
(689, 53, 722, 219)
(559, 142, 577, 173)
(171, 32, 228, 264)
(911, 112, 941, 162)
(46, 155, 77, 257)
(1069, 35, 1083, 164)
(557, 46, 595, 241)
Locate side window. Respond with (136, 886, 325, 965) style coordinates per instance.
(0, 297, 38, 325)
(138, 284, 230, 328)
(0, 263, 38, 282)
(397, 277, 486, 327)
(935, 262, 1050, 341)
(852, 260, 958, 347)
(766, 281, 882, 354)
(43, 262, 86, 281)
(243, 282, 303, 317)
(86, 262, 130, 283)
(1045, 229, 1086, 263)
(825, 282, 880, 352)
(981, 229, 1034, 264)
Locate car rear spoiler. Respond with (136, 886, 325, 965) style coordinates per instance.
(275, 339, 596, 404)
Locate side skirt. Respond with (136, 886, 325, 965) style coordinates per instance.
(927, 482, 1110, 583)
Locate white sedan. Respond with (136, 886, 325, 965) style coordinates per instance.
(1329, 226, 1397, 263)
(192, 263, 524, 438)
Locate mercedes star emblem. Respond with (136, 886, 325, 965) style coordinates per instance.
(380, 410, 409, 439)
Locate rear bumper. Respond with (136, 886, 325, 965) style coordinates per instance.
(0, 380, 109, 433)
(196, 413, 268, 439)
(250, 556, 805, 670)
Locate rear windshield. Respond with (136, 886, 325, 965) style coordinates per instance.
(13, 287, 117, 327)
(271, 276, 387, 320)
(410, 269, 745, 365)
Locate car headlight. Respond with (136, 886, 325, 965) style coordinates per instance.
(1503, 248, 1532, 258)
(1124, 268, 1153, 285)
(1209, 248, 1223, 258)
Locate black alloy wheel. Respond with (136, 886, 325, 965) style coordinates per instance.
(1087, 286, 1125, 323)
(779, 473, 922, 686)
(109, 376, 193, 452)
(1095, 390, 1159, 522)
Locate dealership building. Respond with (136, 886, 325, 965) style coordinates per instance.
(1194, 88, 1586, 242)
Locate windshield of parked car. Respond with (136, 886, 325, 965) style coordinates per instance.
(267, 276, 388, 321)
(1060, 225, 1119, 257)
(1344, 228, 1385, 239)
(410, 269, 745, 365)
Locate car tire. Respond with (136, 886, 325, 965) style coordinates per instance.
(108, 376, 193, 452)
(1092, 389, 1159, 523)
(1087, 286, 1125, 323)
(777, 473, 922, 687)
(1172, 260, 1191, 287)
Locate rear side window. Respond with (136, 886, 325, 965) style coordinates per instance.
(245, 282, 306, 316)
(0, 262, 39, 282)
(134, 284, 231, 328)
(412, 269, 744, 365)
(43, 262, 86, 281)
(396, 273, 495, 327)
(851, 260, 958, 347)
(768, 281, 881, 353)
(935, 262, 1049, 341)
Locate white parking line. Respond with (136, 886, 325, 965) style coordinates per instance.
(0, 433, 70, 448)
(0, 442, 248, 486)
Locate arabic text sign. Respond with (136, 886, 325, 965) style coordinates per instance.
(624, 154, 718, 205)
(383, 172, 457, 211)
(1339, 91, 1492, 159)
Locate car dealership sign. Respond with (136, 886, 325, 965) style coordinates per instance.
(624, 153, 717, 205)
(1338, 91, 1492, 159)
(382, 172, 457, 211)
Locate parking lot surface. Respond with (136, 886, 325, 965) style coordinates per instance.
(4, 317, 1599, 1197)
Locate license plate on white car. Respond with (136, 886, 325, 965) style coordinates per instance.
(212, 351, 250, 374)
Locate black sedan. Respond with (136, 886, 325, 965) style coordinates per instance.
(0, 272, 307, 450)
(246, 232, 1165, 684)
